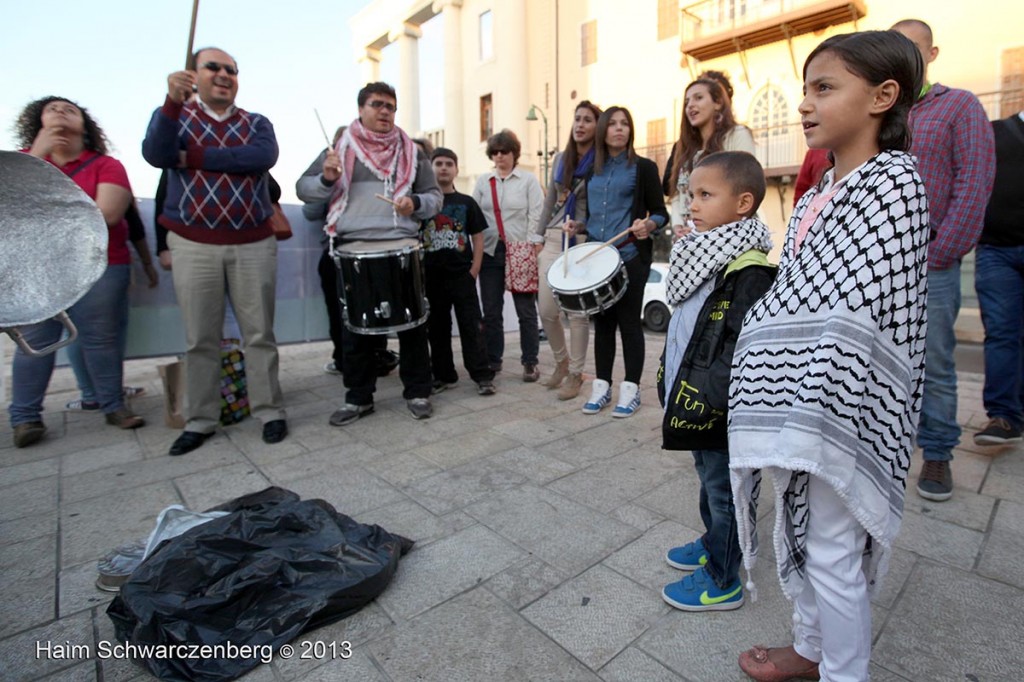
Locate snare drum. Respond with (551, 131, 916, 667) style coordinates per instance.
(547, 244, 629, 316)
(334, 238, 429, 335)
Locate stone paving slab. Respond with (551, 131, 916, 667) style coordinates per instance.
(872, 560, 1024, 681)
(377, 524, 525, 621)
(598, 646, 687, 682)
(1, 337, 1023, 681)
(367, 587, 602, 682)
(521, 564, 668, 669)
(465, 485, 642, 574)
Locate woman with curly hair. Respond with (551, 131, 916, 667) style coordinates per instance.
(9, 96, 144, 448)
(663, 78, 755, 239)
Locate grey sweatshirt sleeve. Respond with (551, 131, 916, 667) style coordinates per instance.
(411, 149, 442, 220)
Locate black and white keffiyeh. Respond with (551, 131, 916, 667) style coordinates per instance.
(665, 217, 773, 305)
(728, 150, 929, 601)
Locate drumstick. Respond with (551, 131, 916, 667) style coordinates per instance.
(184, 0, 200, 69)
(375, 193, 398, 206)
(314, 108, 332, 148)
(562, 217, 569, 277)
(575, 226, 634, 265)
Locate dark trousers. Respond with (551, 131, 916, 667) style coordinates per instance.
(693, 448, 741, 589)
(479, 241, 540, 367)
(342, 323, 431, 405)
(426, 266, 494, 384)
(593, 255, 648, 384)
(320, 248, 387, 366)
(976, 244, 1024, 429)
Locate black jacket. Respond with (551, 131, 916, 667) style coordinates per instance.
(660, 255, 777, 451)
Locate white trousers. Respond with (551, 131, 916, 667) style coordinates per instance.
(792, 475, 872, 682)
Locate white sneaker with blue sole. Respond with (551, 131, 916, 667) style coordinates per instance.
(582, 379, 611, 414)
(612, 381, 640, 418)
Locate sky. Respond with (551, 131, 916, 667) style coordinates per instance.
(1, 0, 444, 204)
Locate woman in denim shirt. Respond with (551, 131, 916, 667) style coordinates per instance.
(566, 106, 668, 417)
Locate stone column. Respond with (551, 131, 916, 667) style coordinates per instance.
(389, 23, 423, 134)
(358, 48, 382, 85)
(433, 0, 464, 153)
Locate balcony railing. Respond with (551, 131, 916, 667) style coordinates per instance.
(679, 0, 866, 62)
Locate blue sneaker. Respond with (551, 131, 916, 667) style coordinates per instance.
(662, 566, 744, 612)
(665, 538, 708, 571)
(612, 381, 640, 418)
(582, 379, 611, 415)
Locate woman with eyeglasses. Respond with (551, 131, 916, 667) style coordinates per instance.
(566, 106, 668, 417)
(9, 97, 145, 448)
(472, 129, 544, 382)
(533, 101, 602, 399)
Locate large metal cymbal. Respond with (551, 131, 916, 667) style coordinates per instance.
(0, 150, 108, 327)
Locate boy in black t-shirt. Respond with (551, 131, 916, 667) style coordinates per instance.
(423, 148, 497, 395)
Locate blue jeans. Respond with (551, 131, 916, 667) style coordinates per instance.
(976, 245, 1024, 429)
(478, 241, 540, 366)
(9, 264, 130, 425)
(693, 448, 741, 589)
(917, 264, 962, 462)
(66, 299, 130, 403)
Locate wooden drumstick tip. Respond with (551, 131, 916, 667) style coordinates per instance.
(374, 193, 398, 206)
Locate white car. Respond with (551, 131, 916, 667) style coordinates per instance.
(642, 262, 671, 333)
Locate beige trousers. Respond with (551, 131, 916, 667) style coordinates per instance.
(537, 228, 590, 375)
(168, 232, 285, 432)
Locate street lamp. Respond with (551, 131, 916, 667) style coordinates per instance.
(526, 104, 550, 185)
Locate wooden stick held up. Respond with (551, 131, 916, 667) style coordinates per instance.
(185, 0, 200, 69)
(574, 226, 633, 265)
(374, 193, 398, 206)
(314, 108, 332, 148)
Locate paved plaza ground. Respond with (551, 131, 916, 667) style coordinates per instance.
(1, 333, 1022, 681)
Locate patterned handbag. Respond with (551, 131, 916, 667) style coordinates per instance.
(489, 176, 538, 293)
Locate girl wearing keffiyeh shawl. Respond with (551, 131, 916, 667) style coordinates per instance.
(728, 32, 928, 682)
(535, 101, 602, 399)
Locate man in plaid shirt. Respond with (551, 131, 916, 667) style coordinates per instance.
(894, 20, 996, 501)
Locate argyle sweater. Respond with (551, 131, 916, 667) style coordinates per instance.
(142, 97, 278, 244)
(728, 150, 929, 600)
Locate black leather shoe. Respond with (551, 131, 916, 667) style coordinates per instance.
(262, 419, 288, 444)
(168, 431, 212, 456)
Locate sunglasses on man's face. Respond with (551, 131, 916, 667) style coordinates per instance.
(201, 61, 239, 76)
(491, 149, 512, 157)
(367, 100, 397, 112)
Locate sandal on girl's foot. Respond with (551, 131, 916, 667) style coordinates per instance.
(738, 645, 820, 682)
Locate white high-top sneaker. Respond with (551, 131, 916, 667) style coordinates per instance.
(612, 381, 641, 418)
(582, 379, 612, 414)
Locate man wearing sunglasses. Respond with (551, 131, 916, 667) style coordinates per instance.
(302, 82, 442, 425)
(143, 47, 287, 456)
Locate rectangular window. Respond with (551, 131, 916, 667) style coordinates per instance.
(480, 94, 493, 142)
(1001, 46, 1024, 118)
(646, 118, 669, 174)
(581, 20, 597, 67)
(657, 0, 679, 41)
(479, 11, 494, 61)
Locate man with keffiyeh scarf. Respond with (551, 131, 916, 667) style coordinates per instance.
(302, 82, 442, 425)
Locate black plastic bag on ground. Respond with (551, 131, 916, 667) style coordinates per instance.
(107, 487, 413, 681)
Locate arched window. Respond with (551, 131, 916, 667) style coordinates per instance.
(749, 84, 789, 144)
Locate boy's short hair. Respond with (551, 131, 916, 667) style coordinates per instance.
(694, 151, 767, 217)
(431, 147, 458, 165)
